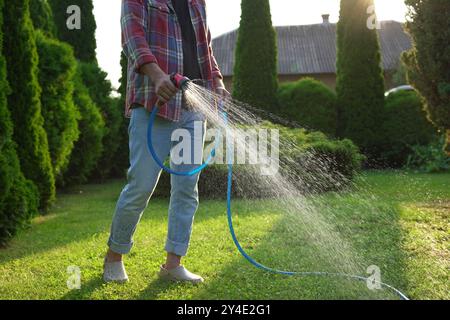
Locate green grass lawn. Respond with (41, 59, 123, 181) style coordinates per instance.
(0, 171, 448, 300)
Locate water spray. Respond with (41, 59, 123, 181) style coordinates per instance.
(147, 73, 409, 300)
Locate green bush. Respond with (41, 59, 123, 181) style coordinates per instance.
(35, 31, 80, 180)
(78, 62, 123, 181)
(277, 78, 337, 136)
(153, 122, 364, 199)
(269, 123, 364, 193)
(61, 65, 105, 186)
(2, 0, 55, 210)
(406, 135, 450, 173)
(379, 90, 438, 167)
(0, 0, 39, 245)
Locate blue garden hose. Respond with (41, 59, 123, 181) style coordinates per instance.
(147, 104, 409, 301)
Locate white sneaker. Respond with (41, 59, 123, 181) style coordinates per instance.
(103, 259, 129, 283)
(159, 265, 204, 284)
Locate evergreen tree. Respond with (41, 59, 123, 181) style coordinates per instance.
(29, 0, 56, 36)
(35, 31, 80, 180)
(2, 0, 55, 210)
(403, 0, 450, 155)
(79, 62, 122, 181)
(336, 0, 385, 159)
(48, 0, 97, 62)
(49, 0, 124, 179)
(62, 65, 105, 186)
(0, 0, 39, 244)
(232, 0, 278, 110)
(110, 52, 130, 178)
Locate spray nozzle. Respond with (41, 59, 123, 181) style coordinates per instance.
(170, 73, 190, 90)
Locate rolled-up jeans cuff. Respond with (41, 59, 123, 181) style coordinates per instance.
(108, 237, 133, 255)
(165, 238, 189, 257)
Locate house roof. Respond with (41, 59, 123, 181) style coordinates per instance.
(212, 21, 412, 77)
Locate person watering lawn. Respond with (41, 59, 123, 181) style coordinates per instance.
(104, 0, 229, 283)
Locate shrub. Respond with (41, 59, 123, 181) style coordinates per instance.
(153, 122, 364, 199)
(277, 78, 337, 136)
(78, 62, 123, 181)
(406, 135, 450, 173)
(61, 65, 105, 186)
(2, 0, 55, 210)
(269, 123, 364, 194)
(379, 90, 438, 167)
(0, 0, 39, 245)
(35, 31, 80, 180)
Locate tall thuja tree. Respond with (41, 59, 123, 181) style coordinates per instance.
(232, 0, 278, 110)
(48, 0, 97, 62)
(30, 0, 80, 181)
(50, 0, 123, 180)
(62, 65, 105, 186)
(336, 0, 385, 159)
(80, 62, 122, 181)
(403, 0, 450, 155)
(29, 0, 56, 37)
(2, 0, 55, 210)
(0, 0, 39, 244)
(34, 31, 80, 181)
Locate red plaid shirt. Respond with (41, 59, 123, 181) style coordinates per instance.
(122, 0, 223, 121)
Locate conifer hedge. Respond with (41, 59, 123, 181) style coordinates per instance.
(30, 0, 56, 37)
(78, 62, 122, 181)
(35, 31, 80, 180)
(48, 0, 97, 62)
(0, 0, 39, 244)
(2, 0, 55, 210)
(61, 65, 105, 186)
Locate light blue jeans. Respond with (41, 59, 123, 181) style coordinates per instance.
(108, 106, 206, 256)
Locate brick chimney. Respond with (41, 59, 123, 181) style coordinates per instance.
(322, 14, 330, 24)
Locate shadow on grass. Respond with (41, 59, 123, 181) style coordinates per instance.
(0, 181, 126, 265)
(136, 277, 184, 300)
(60, 276, 105, 300)
(0, 180, 226, 266)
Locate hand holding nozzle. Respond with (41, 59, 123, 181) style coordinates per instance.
(156, 73, 191, 107)
(154, 73, 178, 105)
(139, 63, 179, 106)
